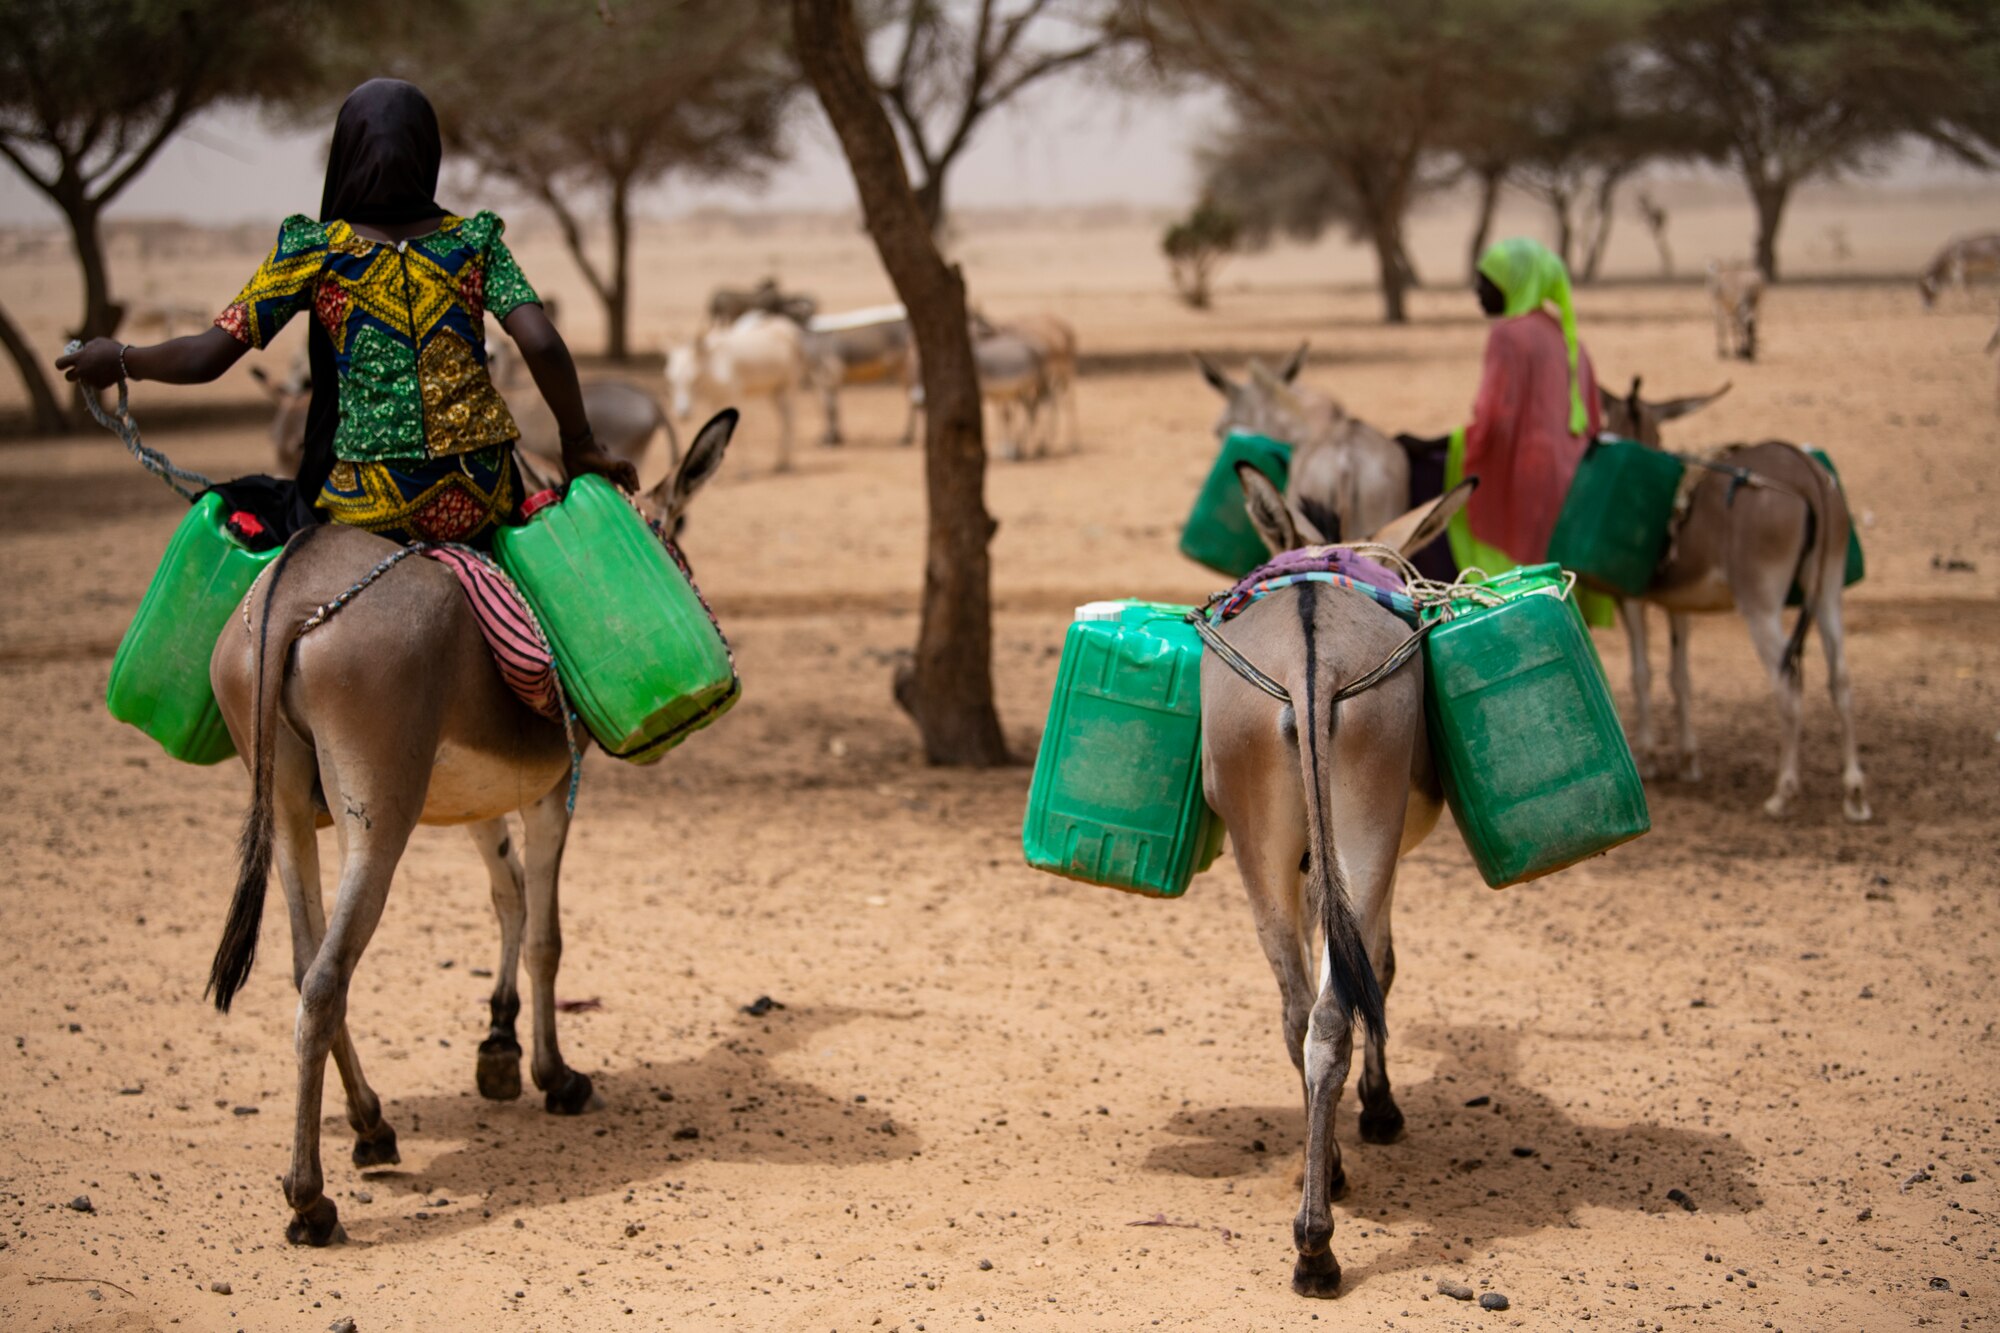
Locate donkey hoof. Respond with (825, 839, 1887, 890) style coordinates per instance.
(1844, 795, 1873, 823)
(1291, 1250, 1343, 1299)
(285, 1196, 343, 1247)
(477, 1040, 524, 1102)
(1761, 792, 1793, 819)
(1359, 1103, 1406, 1145)
(544, 1069, 598, 1116)
(351, 1123, 400, 1170)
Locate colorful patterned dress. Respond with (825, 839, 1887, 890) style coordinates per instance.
(216, 211, 539, 545)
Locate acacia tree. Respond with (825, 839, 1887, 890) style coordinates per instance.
(1649, 0, 2000, 280)
(408, 0, 796, 359)
(794, 0, 1009, 766)
(0, 0, 325, 430)
(1137, 0, 1509, 323)
(869, 0, 1134, 235)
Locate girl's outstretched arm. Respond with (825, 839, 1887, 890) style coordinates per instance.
(55, 328, 248, 389)
(501, 303, 638, 493)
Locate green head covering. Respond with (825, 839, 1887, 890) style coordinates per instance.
(1478, 237, 1587, 436)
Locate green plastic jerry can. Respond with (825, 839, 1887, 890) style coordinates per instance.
(1421, 564, 1650, 888)
(106, 492, 282, 765)
(1788, 447, 1865, 606)
(1545, 437, 1686, 597)
(1179, 432, 1294, 578)
(1022, 600, 1226, 897)
(492, 474, 738, 763)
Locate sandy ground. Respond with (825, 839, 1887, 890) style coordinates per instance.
(2, 194, 1998, 1332)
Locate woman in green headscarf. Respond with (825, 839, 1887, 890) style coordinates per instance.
(1445, 237, 1613, 623)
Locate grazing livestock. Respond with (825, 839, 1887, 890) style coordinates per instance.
(902, 327, 1053, 461)
(667, 312, 810, 472)
(1201, 471, 1473, 1298)
(1600, 379, 1869, 820)
(1917, 232, 2000, 310)
(207, 411, 738, 1246)
(1707, 261, 1763, 361)
(708, 277, 816, 328)
(1194, 344, 1409, 543)
(977, 311, 1080, 451)
(803, 304, 914, 446)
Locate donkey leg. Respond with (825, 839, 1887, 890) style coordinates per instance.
(1292, 959, 1357, 1299)
(1668, 612, 1702, 781)
(1739, 605, 1804, 817)
(467, 818, 526, 1101)
(773, 390, 796, 473)
(520, 786, 596, 1115)
(1815, 592, 1871, 822)
(273, 736, 398, 1178)
(1620, 600, 1658, 776)
(1355, 881, 1404, 1146)
(284, 772, 417, 1246)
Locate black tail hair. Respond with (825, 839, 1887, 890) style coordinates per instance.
(1294, 582, 1386, 1046)
(207, 526, 316, 1012)
(1778, 452, 1828, 685)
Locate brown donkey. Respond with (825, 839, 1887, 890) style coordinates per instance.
(1201, 469, 1472, 1297)
(207, 411, 737, 1246)
(1599, 381, 1868, 821)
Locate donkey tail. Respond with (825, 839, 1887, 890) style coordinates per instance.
(1292, 582, 1386, 1047)
(1778, 446, 1835, 685)
(207, 527, 315, 1013)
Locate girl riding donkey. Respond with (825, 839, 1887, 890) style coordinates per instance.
(60, 80, 739, 1248)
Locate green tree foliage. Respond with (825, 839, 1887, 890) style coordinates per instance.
(1161, 198, 1240, 308)
(365, 0, 798, 360)
(1648, 0, 2000, 279)
(0, 0, 331, 429)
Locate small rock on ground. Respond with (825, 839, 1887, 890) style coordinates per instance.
(209, 1281, 231, 1295)
(1479, 1292, 1511, 1311)
(1437, 1280, 1474, 1301)
(67, 1195, 93, 1213)
(330, 1318, 358, 1333)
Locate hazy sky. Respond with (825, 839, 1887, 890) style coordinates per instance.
(0, 79, 1231, 227)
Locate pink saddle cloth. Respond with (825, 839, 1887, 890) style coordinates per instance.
(419, 546, 562, 721)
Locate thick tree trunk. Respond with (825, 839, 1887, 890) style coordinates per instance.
(1368, 213, 1410, 324)
(1750, 177, 1789, 283)
(916, 171, 946, 238)
(0, 296, 68, 435)
(1579, 168, 1624, 284)
(1468, 165, 1504, 281)
(793, 0, 1009, 767)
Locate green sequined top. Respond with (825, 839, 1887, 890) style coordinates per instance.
(216, 211, 539, 463)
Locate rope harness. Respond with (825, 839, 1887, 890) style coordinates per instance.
(63, 340, 214, 500)
(1188, 543, 1567, 711)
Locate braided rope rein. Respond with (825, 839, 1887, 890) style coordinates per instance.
(61, 340, 213, 500)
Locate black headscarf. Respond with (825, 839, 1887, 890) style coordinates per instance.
(296, 80, 448, 506)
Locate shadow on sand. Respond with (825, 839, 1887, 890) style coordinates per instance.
(1144, 1022, 1761, 1290)
(343, 1004, 922, 1247)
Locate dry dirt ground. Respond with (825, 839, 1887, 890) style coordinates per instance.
(1, 195, 1997, 1332)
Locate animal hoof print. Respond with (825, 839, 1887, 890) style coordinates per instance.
(477, 1047, 524, 1102)
(1359, 1104, 1406, 1145)
(1291, 1253, 1343, 1300)
(285, 1197, 342, 1247)
(544, 1070, 597, 1116)
(351, 1124, 400, 1169)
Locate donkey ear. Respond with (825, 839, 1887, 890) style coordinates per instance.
(1371, 477, 1477, 556)
(1278, 340, 1309, 384)
(1235, 462, 1298, 556)
(647, 408, 736, 519)
(1654, 380, 1732, 421)
(1193, 351, 1234, 397)
(1293, 494, 1340, 547)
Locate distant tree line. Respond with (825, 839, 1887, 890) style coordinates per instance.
(1130, 0, 2000, 321)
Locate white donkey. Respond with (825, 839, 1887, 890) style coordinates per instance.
(1203, 469, 1473, 1298)
(207, 413, 737, 1246)
(803, 303, 913, 447)
(1917, 232, 2000, 310)
(1706, 261, 1764, 361)
(667, 311, 808, 472)
(1195, 344, 1409, 542)
(1600, 378, 1869, 821)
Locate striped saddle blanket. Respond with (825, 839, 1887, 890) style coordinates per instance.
(420, 546, 561, 721)
(1207, 546, 1416, 626)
